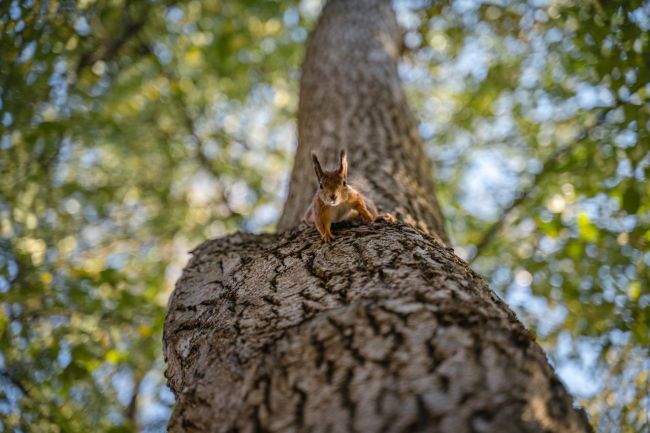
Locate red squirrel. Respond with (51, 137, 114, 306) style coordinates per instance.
(304, 149, 394, 242)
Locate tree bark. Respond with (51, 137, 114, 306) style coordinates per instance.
(277, 0, 447, 243)
(163, 1, 592, 432)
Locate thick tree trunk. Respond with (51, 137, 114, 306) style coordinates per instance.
(163, 1, 592, 432)
(277, 0, 447, 242)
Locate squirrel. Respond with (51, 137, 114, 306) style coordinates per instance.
(303, 149, 395, 242)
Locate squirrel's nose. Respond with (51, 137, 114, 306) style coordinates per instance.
(330, 194, 336, 201)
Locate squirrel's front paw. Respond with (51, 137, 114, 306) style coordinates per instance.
(376, 213, 396, 222)
(322, 232, 334, 242)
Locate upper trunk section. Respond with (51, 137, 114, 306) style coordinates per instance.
(278, 0, 448, 244)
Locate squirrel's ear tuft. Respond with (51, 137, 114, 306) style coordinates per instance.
(312, 152, 323, 180)
(339, 149, 348, 178)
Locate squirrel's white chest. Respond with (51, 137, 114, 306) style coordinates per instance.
(326, 201, 356, 223)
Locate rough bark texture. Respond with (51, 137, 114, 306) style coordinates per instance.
(164, 223, 591, 433)
(277, 0, 447, 243)
(163, 0, 592, 432)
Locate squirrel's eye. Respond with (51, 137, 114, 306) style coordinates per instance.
(319, 182, 323, 189)
(343, 180, 347, 187)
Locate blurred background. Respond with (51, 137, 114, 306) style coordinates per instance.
(0, 0, 648, 432)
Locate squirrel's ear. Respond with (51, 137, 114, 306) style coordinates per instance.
(339, 149, 347, 178)
(312, 152, 323, 180)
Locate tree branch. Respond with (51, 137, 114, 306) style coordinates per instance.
(0, 368, 31, 398)
(75, 7, 149, 75)
(125, 374, 143, 430)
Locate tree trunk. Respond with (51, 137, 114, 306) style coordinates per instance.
(163, 1, 592, 432)
(277, 0, 446, 242)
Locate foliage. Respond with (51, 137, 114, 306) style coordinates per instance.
(0, 0, 647, 432)
(0, 0, 307, 430)
(400, 1, 649, 432)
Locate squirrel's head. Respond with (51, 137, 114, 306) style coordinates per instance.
(312, 149, 349, 206)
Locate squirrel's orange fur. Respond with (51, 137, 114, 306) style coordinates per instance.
(304, 150, 394, 242)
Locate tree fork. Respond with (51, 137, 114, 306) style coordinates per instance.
(163, 0, 592, 432)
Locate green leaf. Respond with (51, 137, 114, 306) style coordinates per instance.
(622, 185, 641, 214)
